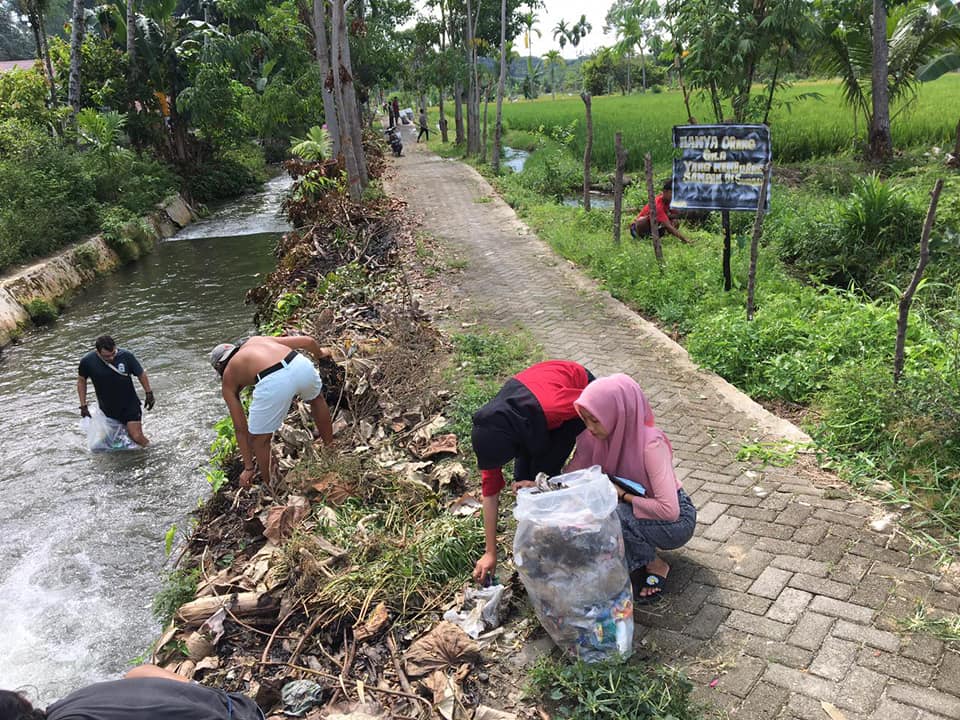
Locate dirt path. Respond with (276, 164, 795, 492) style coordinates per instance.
(385, 135, 960, 719)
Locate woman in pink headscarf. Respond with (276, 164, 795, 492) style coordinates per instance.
(566, 374, 696, 603)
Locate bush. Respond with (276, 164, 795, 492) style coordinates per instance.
(182, 143, 267, 203)
(24, 298, 58, 324)
(100, 206, 156, 262)
(73, 244, 100, 271)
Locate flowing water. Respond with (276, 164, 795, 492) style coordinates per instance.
(0, 176, 291, 702)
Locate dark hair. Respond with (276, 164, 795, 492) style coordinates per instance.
(0, 691, 46, 720)
(95, 335, 116, 351)
(662, 178, 673, 192)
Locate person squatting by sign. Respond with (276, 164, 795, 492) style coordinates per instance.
(671, 124, 771, 212)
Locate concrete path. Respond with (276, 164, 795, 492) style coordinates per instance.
(385, 137, 960, 720)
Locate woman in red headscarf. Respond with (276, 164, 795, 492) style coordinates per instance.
(566, 374, 697, 604)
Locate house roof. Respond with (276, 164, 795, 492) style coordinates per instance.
(0, 59, 35, 73)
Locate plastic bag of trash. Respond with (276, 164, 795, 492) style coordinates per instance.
(81, 405, 139, 451)
(442, 583, 506, 639)
(513, 464, 633, 661)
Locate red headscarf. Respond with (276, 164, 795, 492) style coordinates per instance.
(566, 374, 672, 488)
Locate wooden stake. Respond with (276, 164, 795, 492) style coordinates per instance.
(746, 164, 771, 320)
(722, 210, 732, 291)
(894, 179, 943, 383)
(581, 92, 592, 211)
(613, 133, 626, 245)
(644, 153, 663, 266)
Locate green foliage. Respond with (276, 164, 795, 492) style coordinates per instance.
(164, 524, 177, 556)
(181, 144, 267, 202)
(152, 567, 200, 625)
(0, 67, 65, 130)
(76, 109, 128, 154)
(512, 130, 582, 201)
(24, 298, 59, 324)
(177, 63, 254, 149)
(100, 206, 155, 262)
(526, 656, 699, 720)
(261, 283, 308, 335)
(291, 125, 333, 162)
(210, 415, 239, 468)
(73, 244, 100, 271)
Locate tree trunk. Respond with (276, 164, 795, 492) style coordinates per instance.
(676, 53, 695, 124)
(330, 0, 363, 199)
(640, 45, 647, 92)
(492, 0, 506, 173)
(762, 51, 783, 126)
(746, 165, 771, 321)
(465, 0, 480, 155)
(893, 179, 943, 383)
(29, 5, 57, 106)
(581, 92, 592, 211)
(613, 133, 626, 245)
(722, 209, 732, 291)
(645, 153, 662, 265)
(126, 0, 136, 102)
(438, 87, 448, 143)
(333, 0, 367, 188)
(481, 80, 490, 163)
(868, 0, 892, 162)
(311, 0, 341, 158)
(68, 0, 84, 117)
(453, 80, 464, 144)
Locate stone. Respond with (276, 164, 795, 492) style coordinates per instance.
(164, 195, 194, 227)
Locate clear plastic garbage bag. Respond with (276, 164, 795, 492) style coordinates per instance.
(80, 406, 139, 451)
(513, 464, 633, 661)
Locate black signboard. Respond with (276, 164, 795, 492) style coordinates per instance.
(671, 124, 771, 212)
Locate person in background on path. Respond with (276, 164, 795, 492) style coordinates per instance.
(417, 108, 430, 143)
(566, 374, 696, 604)
(471, 360, 594, 584)
(77, 335, 154, 446)
(210, 335, 334, 490)
(630, 178, 693, 245)
(386, 100, 395, 127)
(391, 96, 400, 125)
(0, 663, 265, 720)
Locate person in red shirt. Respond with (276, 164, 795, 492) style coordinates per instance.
(630, 178, 693, 245)
(470, 360, 594, 583)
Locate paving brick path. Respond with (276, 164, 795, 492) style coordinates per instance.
(385, 137, 960, 719)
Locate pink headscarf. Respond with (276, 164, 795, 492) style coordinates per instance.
(566, 374, 672, 488)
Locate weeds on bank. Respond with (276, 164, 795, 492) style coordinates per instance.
(737, 441, 808, 468)
(899, 602, 960, 644)
(153, 567, 201, 625)
(526, 656, 701, 720)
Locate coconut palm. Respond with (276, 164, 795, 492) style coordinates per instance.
(553, 19, 569, 52)
(542, 48, 564, 99)
(520, 9, 540, 97)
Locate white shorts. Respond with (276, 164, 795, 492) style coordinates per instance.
(248, 354, 324, 435)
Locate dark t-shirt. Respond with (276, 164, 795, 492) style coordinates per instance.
(46, 677, 263, 720)
(78, 349, 143, 420)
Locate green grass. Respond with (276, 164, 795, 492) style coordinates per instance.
(498, 76, 960, 172)
(526, 656, 701, 720)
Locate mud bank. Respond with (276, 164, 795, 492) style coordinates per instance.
(0, 195, 196, 348)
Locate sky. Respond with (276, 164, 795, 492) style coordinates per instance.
(522, 1, 614, 59)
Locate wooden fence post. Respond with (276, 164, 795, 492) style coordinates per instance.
(746, 164, 771, 320)
(581, 92, 592, 212)
(722, 210, 732, 291)
(613, 133, 626, 245)
(894, 179, 943, 383)
(644, 153, 663, 266)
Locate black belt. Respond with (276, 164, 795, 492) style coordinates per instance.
(256, 351, 298, 383)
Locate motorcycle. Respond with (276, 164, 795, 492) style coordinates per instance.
(385, 126, 403, 157)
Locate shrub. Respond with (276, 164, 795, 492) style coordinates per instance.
(100, 206, 155, 262)
(182, 143, 267, 202)
(73, 244, 100, 271)
(152, 567, 201, 625)
(24, 298, 58, 324)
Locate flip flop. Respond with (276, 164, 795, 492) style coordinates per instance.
(632, 569, 667, 605)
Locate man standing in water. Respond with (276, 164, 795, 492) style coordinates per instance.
(210, 335, 334, 489)
(77, 335, 154, 446)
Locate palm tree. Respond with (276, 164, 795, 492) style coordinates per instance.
(816, 0, 957, 160)
(553, 19, 569, 52)
(542, 48, 564, 99)
(520, 10, 540, 97)
(607, 0, 659, 93)
(570, 14, 592, 51)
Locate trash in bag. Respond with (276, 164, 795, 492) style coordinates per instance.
(80, 405, 140, 451)
(513, 464, 633, 661)
(442, 583, 506, 638)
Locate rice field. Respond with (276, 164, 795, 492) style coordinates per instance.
(499, 76, 960, 172)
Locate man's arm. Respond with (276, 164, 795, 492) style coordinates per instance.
(274, 334, 333, 360)
(221, 383, 256, 486)
(77, 376, 91, 417)
(137, 371, 155, 410)
(662, 219, 692, 244)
